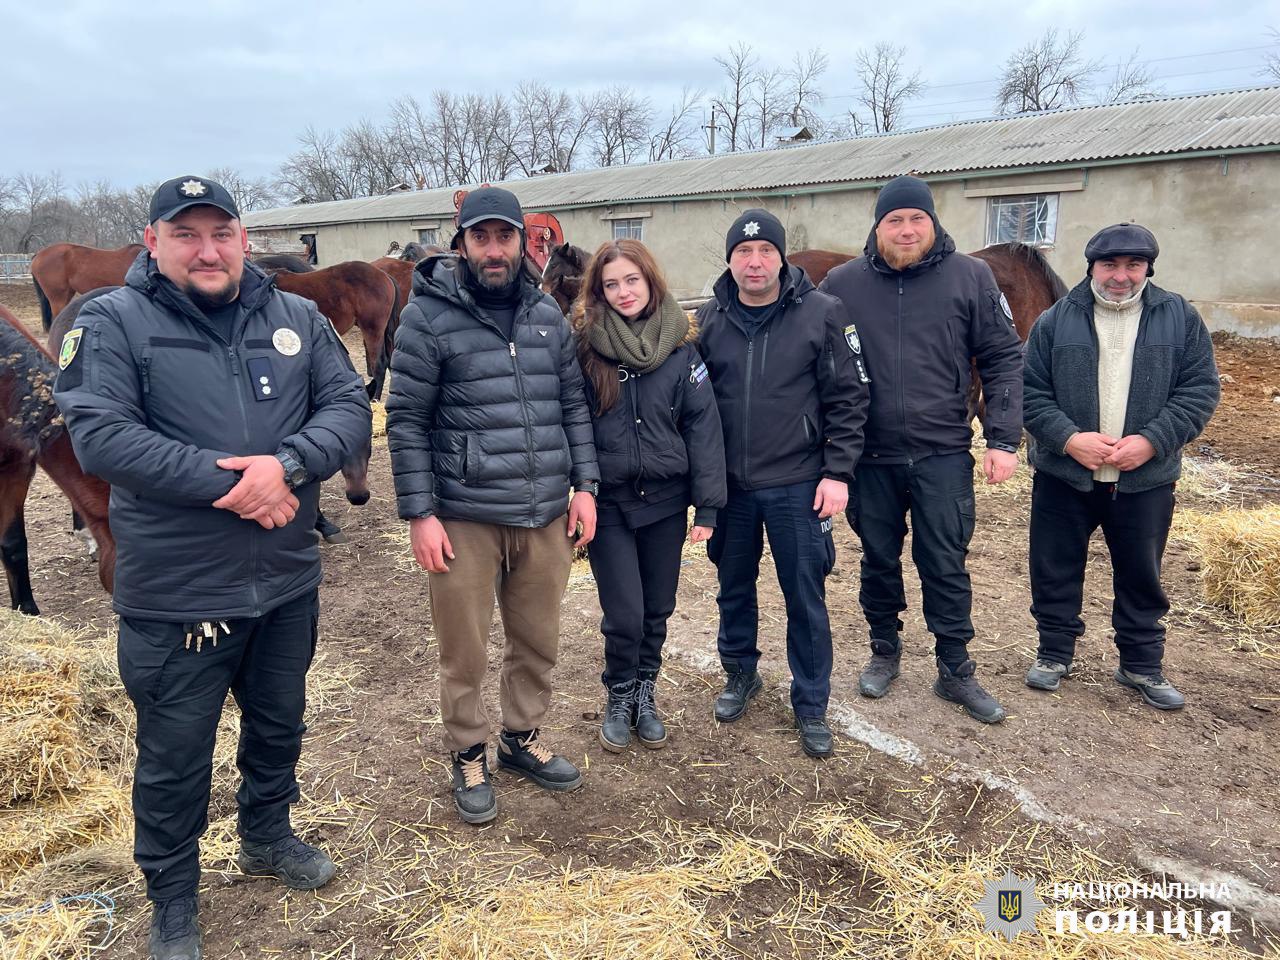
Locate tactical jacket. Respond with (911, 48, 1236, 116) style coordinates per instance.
(54, 252, 372, 620)
(386, 255, 598, 526)
(820, 227, 1024, 464)
(695, 265, 867, 490)
(1023, 278, 1220, 493)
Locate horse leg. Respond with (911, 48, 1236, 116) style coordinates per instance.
(315, 510, 346, 544)
(2, 509, 40, 616)
(70, 508, 98, 556)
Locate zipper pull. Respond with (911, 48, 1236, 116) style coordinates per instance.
(509, 342, 516, 357)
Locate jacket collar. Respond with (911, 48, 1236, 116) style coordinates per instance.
(1065, 276, 1175, 312)
(414, 253, 547, 317)
(125, 250, 275, 336)
(710, 262, 814, 312)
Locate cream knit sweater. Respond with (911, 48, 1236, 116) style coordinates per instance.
(1092, 280, 1146, 482)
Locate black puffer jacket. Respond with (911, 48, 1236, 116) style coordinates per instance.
(582, 331, 726, 529)
(54, 252, 371, 620)
(820, 226, 1024, 464)
(695, 265, 867, 490)
(387, 255, 598, 526)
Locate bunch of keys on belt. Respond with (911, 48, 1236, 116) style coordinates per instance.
(184, 620, 230, 652)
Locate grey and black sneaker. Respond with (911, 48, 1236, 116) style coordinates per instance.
(148, 894, 201, 960)
(1115, 668, 1186, 710)
(713, 667, 763, 722)
(599, 680, 635, 753)
(634, 670, 668, 748)
(934, 659, 1006, 723)
(449, 748, 498, 824)
(795, 715, 834, 758)
(1025, 658, 1071, 692)
(498, 729, 583, 791)
(238, 834, 337, 890)
(858, 638, 902, 698)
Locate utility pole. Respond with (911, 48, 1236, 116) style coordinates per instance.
(703, 106, 717, 155)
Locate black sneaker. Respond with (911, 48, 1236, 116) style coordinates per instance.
(858, 638, 902, 698)
(599, 680, 635, 753)
(1025, 658, 1071, 692)
(148, 894, 201, 960)
(933, 659, 1006, 724)
(713, 667, 763, 722)
(633, 670, 668, 748)
(795, 715, 834, 758)
(1115, 668, 1186, 710)
(237, 835, 337, 890)
(450, 748, 498, 824)
(497, 729, 583, 791)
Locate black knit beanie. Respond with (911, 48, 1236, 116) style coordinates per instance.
(726, 208, 786, 260)
(874, 176, 936, 225)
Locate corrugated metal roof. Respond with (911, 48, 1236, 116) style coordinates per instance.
(243, 86, 1280, 229)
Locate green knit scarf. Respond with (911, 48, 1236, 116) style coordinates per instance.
(585, 293, 689, 374)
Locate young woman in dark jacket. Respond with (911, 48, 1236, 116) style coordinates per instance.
(573, 239, 727, 752)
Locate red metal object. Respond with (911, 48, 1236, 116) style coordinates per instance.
(453, 187, 564, 271)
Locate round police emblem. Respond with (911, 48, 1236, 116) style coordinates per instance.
(272, 328, 302, 357)
(180, 179, 208, 198)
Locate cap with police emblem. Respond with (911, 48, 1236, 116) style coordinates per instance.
(726, 208, 786, 261)
(148, 175, 241, 225)
(1084, 223, 1159, 277)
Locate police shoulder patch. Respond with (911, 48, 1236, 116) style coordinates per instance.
(689, 360, 709, 388)
(843, 323, 861, 355)
(998, 292, 1014, 321)
(58, 328, 83, 370)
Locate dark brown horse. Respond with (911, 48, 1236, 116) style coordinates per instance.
(0, 304, 114, 613)
(540, 242, 590, 315)
(30, 242, 144, 331)
(47, 288, 373, 546)
(252, 253, 314, 274)
(786, 249, 858, 286)
(370, 257, 415, 317)
(269, 262, 400, 402)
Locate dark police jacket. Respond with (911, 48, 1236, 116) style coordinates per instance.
(386, 255, 598, 526)
(695, 265, 867, 490)
(1023, 278, 1220, 493)
(820, 227, 1024, 464)
(583, 333, 727, 530)
(54, 253, 372, 621)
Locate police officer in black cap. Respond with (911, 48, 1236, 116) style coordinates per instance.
(1023, 222, 1219, 709)
(695, 207, 868, 758)
(54, 174, 372, 960)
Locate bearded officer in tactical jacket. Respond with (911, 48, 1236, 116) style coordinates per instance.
(54, 175, 371, 960)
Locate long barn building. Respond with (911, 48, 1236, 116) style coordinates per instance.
(243, 86, 1280, 335)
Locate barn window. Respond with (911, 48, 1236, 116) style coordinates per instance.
(418, 228, 439, 245)
(986, 194, 1058, 246)
(612, 218, 645, 241)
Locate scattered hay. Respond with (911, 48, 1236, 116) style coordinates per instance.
(0, 893, 116, 960)
(0, 645, 89, 805)
(1175, 506, 1280, 627)
(0, 773, 129, 875)
(372, 400, 387, 443)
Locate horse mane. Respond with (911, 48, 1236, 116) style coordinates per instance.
(0, 311, 66, 456)
(1000, 243, 1069, 301)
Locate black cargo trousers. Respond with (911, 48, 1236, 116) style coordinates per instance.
(117, 588, 318, 902)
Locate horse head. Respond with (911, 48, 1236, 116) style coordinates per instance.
(541, 242, 589, 316)
(340, 433, 372, 506)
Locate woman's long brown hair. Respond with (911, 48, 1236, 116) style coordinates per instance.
(572, 239, 674, 416)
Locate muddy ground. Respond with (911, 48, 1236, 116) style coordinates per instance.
(1, 280, 1278, 957)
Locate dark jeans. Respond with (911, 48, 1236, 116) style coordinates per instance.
(588, 510, 688, 686)
(117, 589, 319, 901)
(707, 479, 836, 718)
(848, 453, 976, 667)
(1029, 472, 1174, 673)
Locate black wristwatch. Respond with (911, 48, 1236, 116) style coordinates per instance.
(577, 480, 600, 497)
(988, 442, 1018, 454)
(275, 447, 309, 489)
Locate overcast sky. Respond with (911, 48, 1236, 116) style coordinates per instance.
(5, 0, 1277, 189)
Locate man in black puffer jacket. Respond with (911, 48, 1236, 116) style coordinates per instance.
(821, 176, 1024, 725)
(696, 209, 868, 758)
(387, 187, 600, 825)
(54, 175, 371, 960)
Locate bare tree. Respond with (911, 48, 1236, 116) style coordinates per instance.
(853, 42, 924, 134)
(5, 172, 72, 253)
(1263, 28, 1280, 82)
(278, 126, 364, 203)
(206, 166, 281, 212)
(750, 66, 789, 147)
(785, 47, 828, 128)
(591, 86, 653, 167)
(503, 83, 596, 175)
(1097, 49, 1163, 104)
(649, 86, 704, 161)
(996, 29, 1102, 114)
(712, 42, 759, 152)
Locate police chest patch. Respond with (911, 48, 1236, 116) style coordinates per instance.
(689, 360, 709, 388)
(843, 323, 861, 355)
(856, 358, 871, 384)
(58, 328, 83, 370)
(999, 292, 1014, 321)
(272, 327, 301, 356)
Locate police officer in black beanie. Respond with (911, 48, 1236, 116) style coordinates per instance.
(820, 175, 1025, 724)
(695, 207, 868, 758)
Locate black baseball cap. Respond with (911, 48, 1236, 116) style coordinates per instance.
(457, 187, 525, 230)
(148, 175, 240, 225)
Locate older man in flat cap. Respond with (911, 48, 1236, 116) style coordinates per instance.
(1022, 223, 1220, 710)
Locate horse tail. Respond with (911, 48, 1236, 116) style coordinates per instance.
(33, 275, 53, 332)
(368, 271, 400, 402)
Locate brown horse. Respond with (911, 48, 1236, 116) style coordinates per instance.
(47, 288, 373, 546)
(31, 242, 144, 331)
(370, 257, 415, 317)
(787, 249, 858, 286)
(269, 262, 400, 401)
(252, 253, 313, 274)
(0, 304, 114, 613)
(540, 242, 590, 315)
